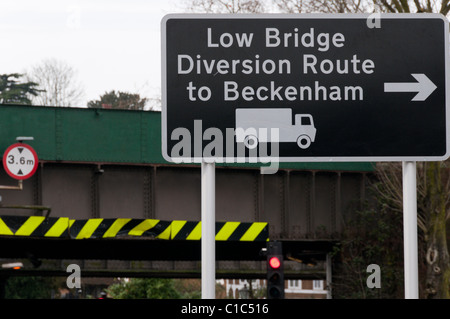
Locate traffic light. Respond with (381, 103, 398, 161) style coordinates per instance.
(266, 241, 284, 299)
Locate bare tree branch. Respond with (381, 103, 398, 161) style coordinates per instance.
(25, 58, 84, 107)
(274, 0, 372, 13)
(184, 0, 265, 13)
(440, 0, 450, 15)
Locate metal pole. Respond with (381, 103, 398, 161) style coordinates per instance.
(0, 180, 23, 190)
(201, 161, 215, 299)
(402, 161, 419, 299)
(326, 253, 332, 299)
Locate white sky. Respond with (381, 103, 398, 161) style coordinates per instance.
(0, 0, 184, 107)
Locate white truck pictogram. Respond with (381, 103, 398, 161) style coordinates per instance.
(235, 108, 317, 149)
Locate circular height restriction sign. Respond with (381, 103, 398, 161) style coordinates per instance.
(2, 143, 39, 180)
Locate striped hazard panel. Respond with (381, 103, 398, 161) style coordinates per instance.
(0, 216, 269, 242)
(215, 221, 268, 242)
(70, 218, 171, 240)
(0, 216, 70, 238)
(170, 221, 269, 242)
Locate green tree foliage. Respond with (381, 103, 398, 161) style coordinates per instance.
(106, 278, 181, 299)
(5, 276, 57, 299)
(0, 73, 41, 105)
(332, 203, 404, 298)
(374, 162, 450, 298)
(173, 279, 202, 299)
(106, 278, 206, 299)
(335, 161, 450, 299)
(87, 90, 148, 110)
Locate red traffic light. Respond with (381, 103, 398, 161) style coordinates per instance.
(269, 256, 281, 269)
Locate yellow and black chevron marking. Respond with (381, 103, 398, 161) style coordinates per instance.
(0, 216, 70, 238)
(70, 218, 171, 240)
(0, 216, 269, 242)
(170, 221, 269, 242)
(216, 221, 268, 242)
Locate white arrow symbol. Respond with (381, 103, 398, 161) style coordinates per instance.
(384, 73, 437, 101)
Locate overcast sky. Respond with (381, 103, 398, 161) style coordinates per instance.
(0, 0, 184, 107)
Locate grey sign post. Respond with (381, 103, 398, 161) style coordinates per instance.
(161, 13, 450, 299)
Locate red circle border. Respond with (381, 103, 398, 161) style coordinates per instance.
(2, 143, 39, 180)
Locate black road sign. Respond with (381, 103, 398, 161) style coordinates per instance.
(161, 14, 450, 163)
